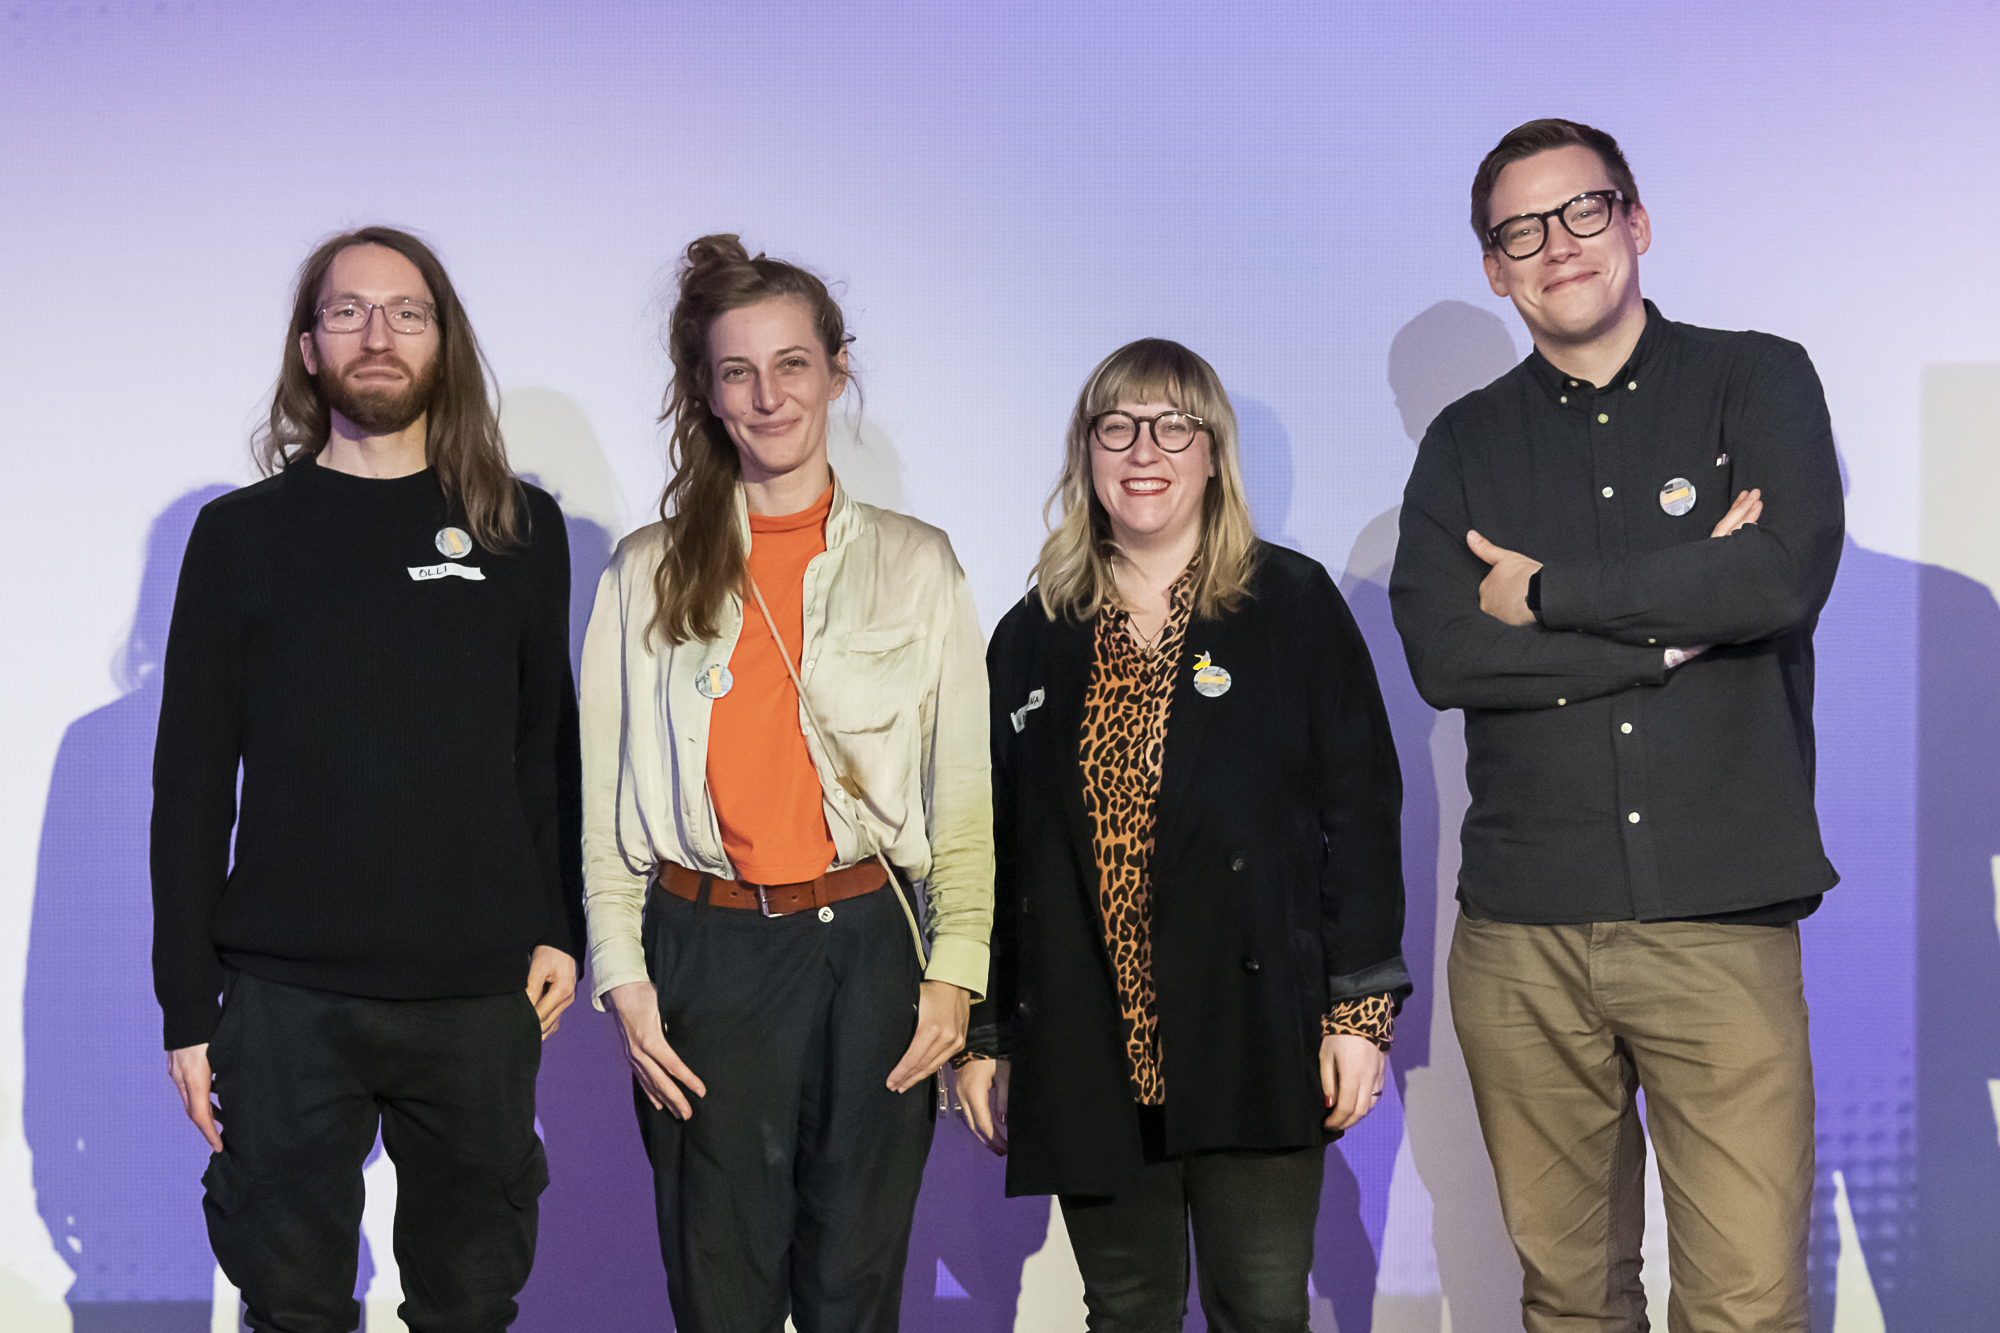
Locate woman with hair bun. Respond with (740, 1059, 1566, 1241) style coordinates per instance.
(579, 235, 992, 1330)
(957, 338, 1407, 1330)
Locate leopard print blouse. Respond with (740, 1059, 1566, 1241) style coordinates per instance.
(1074, 575, 1396, 1106)
(1078, 581, 1194, 1105)
(1064, 572, 1392, 1096)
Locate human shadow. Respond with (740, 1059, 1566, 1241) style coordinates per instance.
(1355, 301, 1523, 1333)
(1831, 542, 2000, 1330)
(506, 493, 665, 1333)
(504, 391, 675, 1333)
(1901, 551, 2000, 1328)
(1798, 525, 2000, 1331)
(25, 485, 234, 1333)
(1230, 394, 1391, 1333)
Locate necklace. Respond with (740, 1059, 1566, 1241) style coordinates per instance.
(1125, 608, 1167, 655)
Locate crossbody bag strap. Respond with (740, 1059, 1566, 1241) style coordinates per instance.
(745, 574, 930, 971)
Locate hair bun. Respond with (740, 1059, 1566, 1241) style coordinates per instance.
(683, 234, 752, 279)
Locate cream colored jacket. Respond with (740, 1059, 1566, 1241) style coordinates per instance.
(581, 478, 993, 1006)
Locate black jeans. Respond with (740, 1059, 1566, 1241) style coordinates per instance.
(1060, 1108, 1325, 1333)
(635, 881, 935, 1333)
(203, 970, 547, 1333)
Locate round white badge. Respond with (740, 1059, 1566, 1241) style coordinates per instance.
(694, 663, 734, 700)
(1191, 651, 1232, 698)
(1658, 479, 1696, 517)
(435, 526, 475, 558)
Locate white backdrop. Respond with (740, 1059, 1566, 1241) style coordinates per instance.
(3, 3, 1997, 1329)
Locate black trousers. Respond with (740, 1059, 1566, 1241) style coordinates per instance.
(203, 970, 547, 1333)
(635, 881, 936, 1333)
(1060, 1108, 1325, 1333)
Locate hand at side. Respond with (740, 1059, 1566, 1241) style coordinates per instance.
(955, 1057, 1010, 1155)
(605, 980, 707, 1119)
(525, 944, 577, 1039)
(168, 1044, 223, 1153)
(1321, 1033, 1386, 1132)
(887, 980, 969, 1094)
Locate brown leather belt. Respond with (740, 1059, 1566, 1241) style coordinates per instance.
(655, 860, 888, 917)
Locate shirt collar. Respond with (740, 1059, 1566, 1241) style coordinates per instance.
(1525, 298, 1667, 407)
(731, 469, 862, 549)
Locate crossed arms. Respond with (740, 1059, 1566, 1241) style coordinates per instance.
(1389, 341, 1844, 713)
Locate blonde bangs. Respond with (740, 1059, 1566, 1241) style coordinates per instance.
(1034, 339, 1259, 624)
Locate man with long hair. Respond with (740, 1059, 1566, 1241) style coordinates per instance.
(1391, 121, 1842, 1329)
(152, 226, 581, 1332)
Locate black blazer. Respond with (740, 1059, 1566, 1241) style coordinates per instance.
(971, 543, 1409, 1198)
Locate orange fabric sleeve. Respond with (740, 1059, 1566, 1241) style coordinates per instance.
(706, 485, 838, 884)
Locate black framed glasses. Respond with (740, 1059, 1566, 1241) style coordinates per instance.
(315, 298, 437, 335)
(1091, 410, 1206, 453)
(1486, 190, 1626, 260)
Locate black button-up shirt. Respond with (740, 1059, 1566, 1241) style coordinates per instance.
(1389, 302, 1844, 923)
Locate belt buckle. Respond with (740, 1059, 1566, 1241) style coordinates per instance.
(754, 884, 789, 918)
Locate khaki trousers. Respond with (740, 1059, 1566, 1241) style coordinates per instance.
(1448, 913, 1813, 1333)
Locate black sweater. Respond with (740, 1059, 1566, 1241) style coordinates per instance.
(1389, 302, 1844, 924)
(150, 461, 581, 1050)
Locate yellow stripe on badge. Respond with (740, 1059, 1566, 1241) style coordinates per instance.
(1658, 477, 1697, 516)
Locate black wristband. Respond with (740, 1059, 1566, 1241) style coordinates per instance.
(1525, 569, 1544, 622)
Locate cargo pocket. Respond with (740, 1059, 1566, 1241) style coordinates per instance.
(201, 1150, 251, 1218)
(503, 1139, 550, 1211)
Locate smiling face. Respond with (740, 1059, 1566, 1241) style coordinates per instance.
(1089, 398, 1215, 554)
(1483, 143, 1650, 358)
(705, 296, 847, 489)
(299, 243, 441, 436)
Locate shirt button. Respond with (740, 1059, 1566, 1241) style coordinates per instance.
(1628, 812, 1642, 824)
(1597, 413, 1610, 424)
(1560, 395, 1568, 404)
(1648, 638, 1657, 645)
(1567, 380, 1578, 387)
(1601, 486, 1614, 498)
(1230, 855, 1246, 872)
(1241, 957, 1261, 974)
(1621, 722, 1633, 734)
(1557, 698, 1567, 706)
(1627, 381, 1638, 391)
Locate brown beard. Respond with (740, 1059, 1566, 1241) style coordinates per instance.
(318, 352, 439, 436)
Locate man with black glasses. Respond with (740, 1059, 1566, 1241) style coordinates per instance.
(153, 227, 580, 1332)
(1391, 120, 1842, 1330)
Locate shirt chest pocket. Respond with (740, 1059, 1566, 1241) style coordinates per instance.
(815, 625, 928, 735)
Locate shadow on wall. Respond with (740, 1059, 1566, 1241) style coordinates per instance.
(1225, 299, 1526, 1333)
(1899, 554, 2000, 1328)
(505, 389, 675, 1333)
(26, 486, 235, 1332)
(1352, 300, 1523, 1333)
(1789, 530, 2000, 1332)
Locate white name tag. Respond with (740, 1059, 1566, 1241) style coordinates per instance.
(407, 562, 486, 582)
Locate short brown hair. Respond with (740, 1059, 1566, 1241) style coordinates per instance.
(257, 226, 522, 548)
(1470, 119, 1640, 248)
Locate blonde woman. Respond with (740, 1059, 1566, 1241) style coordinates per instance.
(580, 236, 992, 1331)
(957, 338, 1406, 1330)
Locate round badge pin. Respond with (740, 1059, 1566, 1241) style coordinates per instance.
(435, 526, 475, 558)
(1191, 651, 1232, 698)
(694, 663, 734, 700)
(1658, 478, 1696, 517)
